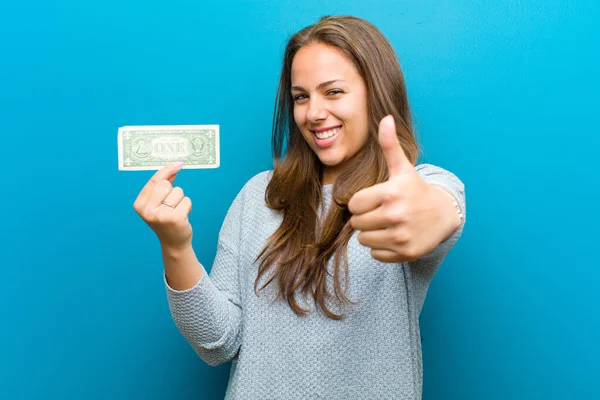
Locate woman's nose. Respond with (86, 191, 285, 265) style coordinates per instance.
(307, 98, 328, 122)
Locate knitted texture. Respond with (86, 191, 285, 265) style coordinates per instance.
(164, 164, 466, 399)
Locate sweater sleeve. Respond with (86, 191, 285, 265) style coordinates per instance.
(416, 163, 467, 261)
(408, 164, 467, 315)
(407, 164, 467, 314)
(163, 183, 247, 367)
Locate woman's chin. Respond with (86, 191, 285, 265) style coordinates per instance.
(318, 154, 349, 180)
(318, 157, 342, 168)
(315, 149, 342, 166)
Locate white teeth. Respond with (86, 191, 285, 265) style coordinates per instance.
(315, 127, 341, 139)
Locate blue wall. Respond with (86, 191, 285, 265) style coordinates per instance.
(1, 1, 598, 399)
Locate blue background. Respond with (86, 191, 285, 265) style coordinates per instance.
(1, 0, 598, 399)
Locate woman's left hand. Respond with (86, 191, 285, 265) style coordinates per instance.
(348, 115, 461, 263)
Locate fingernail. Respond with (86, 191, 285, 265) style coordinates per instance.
(173, 162, 183, 169)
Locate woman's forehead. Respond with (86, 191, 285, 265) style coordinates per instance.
(291, 43, 359, 86)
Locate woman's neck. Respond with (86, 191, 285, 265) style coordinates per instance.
(322, 165, 342, 185)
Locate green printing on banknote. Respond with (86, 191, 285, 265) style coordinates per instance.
(121, 128, 218, 168)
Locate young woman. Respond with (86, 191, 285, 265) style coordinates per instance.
(134, 15, 466, 400)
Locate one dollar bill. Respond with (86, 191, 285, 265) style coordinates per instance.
(117, 125, 220, 170)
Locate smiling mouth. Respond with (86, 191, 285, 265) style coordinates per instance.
(311, 126, 342, 139)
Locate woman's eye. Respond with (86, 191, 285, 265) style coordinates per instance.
(327, 89, 343, 96)
(293, 94, 307, 102)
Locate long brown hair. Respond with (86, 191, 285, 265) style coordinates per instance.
(254, 15, 420, 319)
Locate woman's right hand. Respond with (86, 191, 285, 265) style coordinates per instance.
(133, 162, 193, 250)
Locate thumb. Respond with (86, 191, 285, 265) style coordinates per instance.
(378, 115, 411, 178)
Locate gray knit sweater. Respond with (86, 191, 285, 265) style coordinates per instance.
(164, 164, 466, 399)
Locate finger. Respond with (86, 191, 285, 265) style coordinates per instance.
(146, 179, 175, 209)
(348, 181, 395, 215)
(370, 249, 409, 263)
(378, 115, 411, 178)
(160, 187, 185, 210)
(138, 162, 183, 200)
(173, 196, 192, 218)
(350, 207, 394, 231)
(356, 229, 395, 251)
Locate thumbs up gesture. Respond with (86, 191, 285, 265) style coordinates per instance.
(348, 115, 461, 263)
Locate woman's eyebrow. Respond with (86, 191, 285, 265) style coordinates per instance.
(291, 79, 345, 91)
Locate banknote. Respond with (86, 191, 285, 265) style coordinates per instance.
(117, 125, 219, 170)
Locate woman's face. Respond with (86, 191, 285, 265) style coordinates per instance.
(291, 42, 370, 184)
